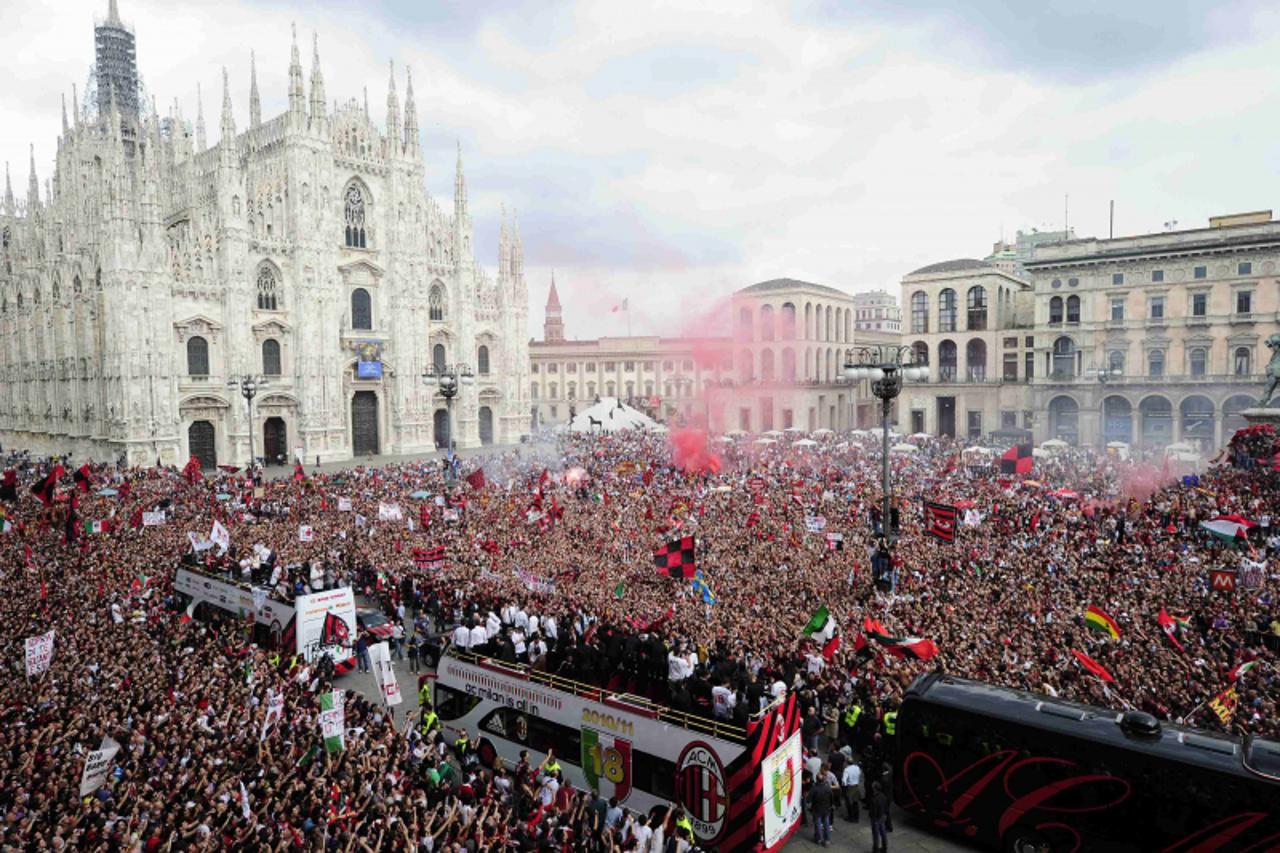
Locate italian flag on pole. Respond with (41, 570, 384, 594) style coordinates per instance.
(83, 519, 111, 534)
(318, 690, 345, 753)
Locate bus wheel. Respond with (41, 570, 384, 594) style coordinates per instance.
(1003, 828, 1052, 853)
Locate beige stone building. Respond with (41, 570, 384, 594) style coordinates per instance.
(899, 260, 1034, 438)
(528, 278, 726, 427)
(716, 278, 891, 432)
(1025, 211, 1280, 451)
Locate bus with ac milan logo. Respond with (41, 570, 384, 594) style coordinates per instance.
(432, 649, 803, 851)
(173, 567, 357, 673)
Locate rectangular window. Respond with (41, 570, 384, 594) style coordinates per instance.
(603, 362, 615, 371)
(1003, 337, 1017, 349)
(967, 410, 983, 439)
(1002, 353, 1018, 381)
(531, 364, 540, 373)
(739, 408, 751, 431)
(1112, 273, 1124, 285)
(1192, 293, 1207, 317)
(586, 363, 596, 372)
(624, 361, 635, 372)
(1025, 336, 1034, 348)
(548, 363, 558, 374)
(643, 362, 654, 372)
(1110, 298, 1125, 322)
(1151, 269, 1164, 282)
(1149, 297, 1165, 320)
(1238, 261, 1253, 275)
(1194, 265, 1207, 279)
(1023, 410, 1034, 429)
(1001, 411, 1018, 429)
(1024, 352, 1034, 381)
(1236, 291, 1253, 314)
(662, 360, 674, 371)
(566, 363, 576, 373)
(549, 405, 558, 418)
(682, 359, 693, 371)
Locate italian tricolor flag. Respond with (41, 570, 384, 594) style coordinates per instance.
(83, 519, 111, 534)
(318, 690, 345, 753)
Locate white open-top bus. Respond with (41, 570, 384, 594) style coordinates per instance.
(433, 649, 804, 852)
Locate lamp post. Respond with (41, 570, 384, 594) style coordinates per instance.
(226, 374, 267, 469)
(1086, 364, 1122, 449)
(843, 346, 928, 575)
(423, 363, 474, 453)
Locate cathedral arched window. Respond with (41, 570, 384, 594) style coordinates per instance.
(52, 279, 61, 301)
(32, 288, 40, 305)
(73, 276, 82, 296)
(257, 264, 281, 311)
(187, 336, 209, 377)
(477, 345, 490, 375)
(429, 283, 445, 322)
(95, 268, 102, 290)
(351, 288, 372, 330)
(344, 183, 367, 248)
(262, 338, 282, 376)
(433, 344, 447, 373)
(1, 227, 9, 251)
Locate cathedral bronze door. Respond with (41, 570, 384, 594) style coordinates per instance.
(351, 392, 380, 456)
(188, 421, 217, 469)
(263, 417, 287, 465)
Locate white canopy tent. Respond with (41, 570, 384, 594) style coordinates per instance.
(567, 398, 659, 433)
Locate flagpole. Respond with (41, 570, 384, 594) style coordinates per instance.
(626, 302, 632, 337)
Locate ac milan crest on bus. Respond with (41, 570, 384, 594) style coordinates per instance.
(676, 741, 728, 843)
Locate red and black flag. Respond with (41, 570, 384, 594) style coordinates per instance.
(653, 535, 697, 579)
(465, 468, 487, 490)
(30, 464, 63, 507)
(413, 545, 447, 570)
(999, 444, 1034, 476)
(849, 633, 876, 670)
(863, 617, 939, 661)
(0, 469, 17, 502)
(923, 501, 958, 542)
(64, 491, 79, 545)
(321, 611, 351, 646)
(419, 504, 431, 528)
(73, 464, 93, 492)
(182, 456, 203, 483)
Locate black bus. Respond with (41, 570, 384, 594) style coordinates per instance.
(894, 673, 1280, 852)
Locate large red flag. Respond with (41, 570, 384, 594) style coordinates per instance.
(465, 468, 487, 489)
(1071, 649, 1115, 683)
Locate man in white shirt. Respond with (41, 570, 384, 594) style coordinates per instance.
(467, 620, 487, 651)
(514, 608, 530, 632)
(541, 614, 558, 641)
(840, 758, 862, 822)
(668, 649, 690, 682)
(511, 628, 527, 661)
(452, 621, 471, 650)
(711, 682, 736, 720)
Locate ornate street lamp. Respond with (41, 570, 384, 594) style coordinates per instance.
(424, 363, 474, 452)
(226, 374, 267, 469)
(844, 346, 929, 584)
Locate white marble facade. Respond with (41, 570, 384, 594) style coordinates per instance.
(0, 4, 530, 466)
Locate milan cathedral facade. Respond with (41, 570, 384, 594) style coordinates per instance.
(0, 1, 531, 467)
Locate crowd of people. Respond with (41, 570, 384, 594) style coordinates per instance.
(1, 424, 1277, 850)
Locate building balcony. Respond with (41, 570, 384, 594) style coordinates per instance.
(178, 373, 226, 391)
(1037, 372, 1260, 387)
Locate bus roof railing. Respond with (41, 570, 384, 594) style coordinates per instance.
(176, 564, 296, 607)
(444, 649, 756, 744)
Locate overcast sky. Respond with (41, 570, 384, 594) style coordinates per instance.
(3, 0, 1277, 338)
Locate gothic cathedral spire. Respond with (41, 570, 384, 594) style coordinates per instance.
(219, 67, 237, 170)
(27, 144, 39, 209)
(402, 66, 419, 157)
(195, 82, 207, 151)
(310, 32, 326, 123)
(288, 23, 306, 123)
(3, 162, 14, 216)
(249, 50, 262, 128)
(385, 61, 400, 155)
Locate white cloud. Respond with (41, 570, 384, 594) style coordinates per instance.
(4, 1, 1278, 339)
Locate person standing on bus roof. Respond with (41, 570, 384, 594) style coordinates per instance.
(467, 618, 487, 652)
(451, 619, 471, 650)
